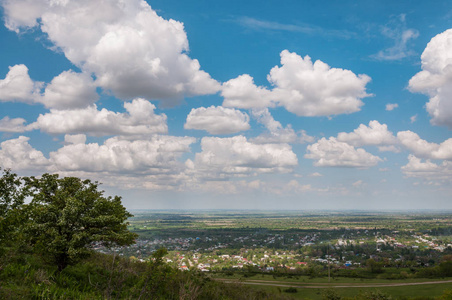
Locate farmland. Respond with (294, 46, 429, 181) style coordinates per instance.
(95, 210, 452, 298)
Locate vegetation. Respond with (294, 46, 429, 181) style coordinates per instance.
(23, 173, 138, 271)
(0, 168, 26, 251)
(0, 169, 288, 299)
(3, 168, 452, 299)
(0, 249, 291, 299)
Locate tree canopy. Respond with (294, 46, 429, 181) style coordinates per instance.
(0, 169, 137, 271)
(0, 168, 26, 245)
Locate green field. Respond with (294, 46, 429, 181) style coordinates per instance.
(249, 283, 452, 299)
(117, 210, 452, 299)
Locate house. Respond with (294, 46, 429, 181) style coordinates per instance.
(179, 265, 189, 271)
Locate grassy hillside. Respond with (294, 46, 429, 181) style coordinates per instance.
(0, 248, 293, 299)
(2, 247, 452, 299)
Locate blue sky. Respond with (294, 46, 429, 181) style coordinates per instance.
(1, 0, 451, 210)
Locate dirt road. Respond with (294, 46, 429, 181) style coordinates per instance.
(215, 278, 452, 289)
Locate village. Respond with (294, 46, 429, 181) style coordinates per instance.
(97, 227, 452, 274)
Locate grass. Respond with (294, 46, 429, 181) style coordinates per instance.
(0, 250, 293, 300)
(211, 272, 452, 285)
(213, 273, 452, 299)
(248, 284, 451, 299)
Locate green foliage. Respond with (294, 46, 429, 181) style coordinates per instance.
(283, 287, 297, 293)
(366, 259, 384, 274)
(438, 262, 452, 277)
(0, 249, 290, 299)
(322, 288, 342, 300)
(1, 171, 138, 271)
(22, 173, 138, 270)
(0, 168, 26, 247)
(356, 290, 393, 300)
(437, 289, 452, 300)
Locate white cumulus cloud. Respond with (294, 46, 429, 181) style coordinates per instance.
(188, 136, 298, 178)
(184, 106, 250, 135)
(222, 50, 371, 116)
(409, 29, 452, 129)
(64, 134, 87, 145)
(222, 74, 274, 109)
(0, 136, 49, 170)
(305, 137, 382, 168)
(49, 135, 195, 174)
(250, 108, 300, 144)
(270, 50, 371, 116)
(2, 0, 220, 105)
(385, 103, 398, 111)
(39, 70, 98, 109)
(401, 155, 452, 183)
(337, 120, 398, 148)
(0, 65, 100, 110)
(29, 98, 168, 137)
(397, 131, 452, 160)
(0, 64, 42, 103)
(0, 116, 27, 132)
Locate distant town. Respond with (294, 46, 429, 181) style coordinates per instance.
(97, 211, 452, 277)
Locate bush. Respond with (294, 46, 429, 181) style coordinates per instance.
(283, 287, 297, 293)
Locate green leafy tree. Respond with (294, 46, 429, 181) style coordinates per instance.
(135, 248, 177, 299)
(0, 168, 26, 247)
(366, 258, 383, 273)
(24, 173, 137, 271)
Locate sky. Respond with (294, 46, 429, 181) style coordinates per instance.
(0, 0, 451, 210)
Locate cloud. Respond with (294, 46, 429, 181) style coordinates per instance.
(3, 133, 195, 184)
(0, 116, 27, 132)
(397, 130, 452, 160)
(222, 50, 371, 116)
(1, 0, 45, 31)
(385, 103, 398, 111)
(2, 0, 220, 105)
(336, 120, 398, 148)
(352, 180, 363, 187)
(284, 180, 312, 193)
(39, 70, 98, 109)
(183, 178, 312, 196)
(28, 98, 168, 136)
(233, 16, 355, 39)
(187, 136, 298, 178)
(409, 29, 452, 129)
(377, 145, 401, 153)
(309, 172, 322, 177)
(0, 65, 100, 110)
(410, 114, 418, 123)
(184, 106, 250, 135)
(222, 74, 274, 109)
(372, 14, 419, 60)
(0, 64, 42, 103)
(274, 50, 372, 116)
(250, 108, 298, 144)
(183, 179, 266, 195)
(401, 155, 452, 183)
(0, 136, 49, 170)
(49, 135, 195, 174)
(305, 137, 382, 168)
(64, 134, 87, 145)
(299, 130, 316, 144)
